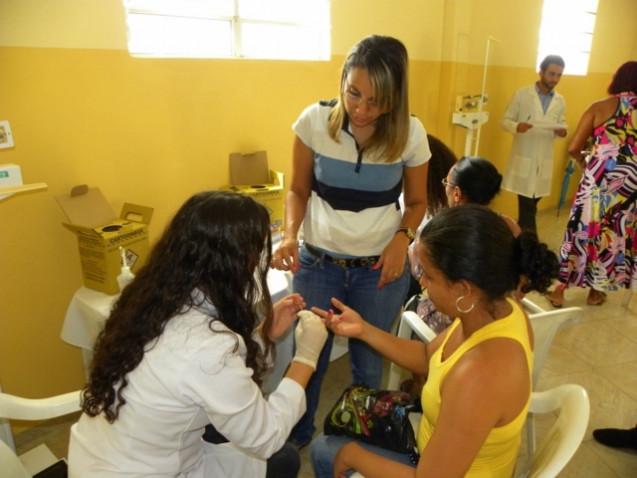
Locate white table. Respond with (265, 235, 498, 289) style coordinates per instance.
(60, 268, 347, 390)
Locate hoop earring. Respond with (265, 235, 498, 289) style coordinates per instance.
(455, 295, 475, 314)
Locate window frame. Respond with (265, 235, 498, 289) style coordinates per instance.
(536, 0, 599, 76)
(124, 0, 331, 61)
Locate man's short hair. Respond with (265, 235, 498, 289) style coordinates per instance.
(540, 55, 565, 72)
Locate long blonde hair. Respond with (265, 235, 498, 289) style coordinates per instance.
(328, 35, 410, 163)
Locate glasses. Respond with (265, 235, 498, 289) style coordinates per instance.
(441, 178, 455, 187)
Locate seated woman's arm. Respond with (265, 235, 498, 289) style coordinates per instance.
(315, 298, 448, 377)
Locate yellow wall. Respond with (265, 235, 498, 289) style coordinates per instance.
(0, 0, 635, 400)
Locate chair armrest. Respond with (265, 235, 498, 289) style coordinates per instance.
(402, 311, 437, 343)
(0, 391, 81, 421)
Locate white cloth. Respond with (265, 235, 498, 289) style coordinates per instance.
(68, 302, 305, 478)
(501, 85, 567, 198)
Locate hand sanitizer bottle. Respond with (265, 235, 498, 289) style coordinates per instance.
(117, 246, 135, 292)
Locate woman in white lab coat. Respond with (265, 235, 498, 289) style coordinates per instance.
(68, 191, 328, 478)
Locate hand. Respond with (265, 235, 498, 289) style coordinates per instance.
(516, 122, 533, 133)
(271, 237, 300, 273)
(312, 297, 366, 340)
(554, 128, 567, 137)
(292, 310, 328, 370)
(268, 293, 305, 341)
(372, 234, 408, 288)
(333, 442, 358, 478)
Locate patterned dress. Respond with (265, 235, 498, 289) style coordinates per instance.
(557, 93, 637, 291)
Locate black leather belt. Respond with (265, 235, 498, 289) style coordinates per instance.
(305, 243, 380, 268)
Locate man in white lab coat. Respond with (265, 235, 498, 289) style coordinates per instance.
(501, 55, 567, 234)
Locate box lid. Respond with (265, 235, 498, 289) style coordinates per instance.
(56, 185, 116, 228)
(229, 151, 270, 185)
(120, 203, 154, 225)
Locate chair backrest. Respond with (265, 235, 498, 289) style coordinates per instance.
(527, 307, 581, 386)
(520, 384, 590, 478)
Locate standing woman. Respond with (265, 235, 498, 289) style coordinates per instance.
(547, 61, 637, 307)
(69, 192, 328, 477)
(272, 35, 430, 448)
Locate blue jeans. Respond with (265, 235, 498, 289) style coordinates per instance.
(310, 433, 416, 478)
(289, 245, 410, 445)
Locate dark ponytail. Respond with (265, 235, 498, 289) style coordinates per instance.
(515, 232, 559, 293)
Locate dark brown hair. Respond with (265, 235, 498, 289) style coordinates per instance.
(426, 134, 457, 215)
(608, 61, 637, 95)
(81, 191, 273, 422)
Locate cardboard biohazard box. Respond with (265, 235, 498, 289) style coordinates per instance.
(221, 151, 284, 237)
(56, 185, 154, 295)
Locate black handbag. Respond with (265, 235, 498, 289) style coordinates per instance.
(324, 385, 420, 462)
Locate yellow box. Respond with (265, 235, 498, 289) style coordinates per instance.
(223, 170, 284, 235)
(56, 185, 153, 295)
(221, 151, 284, 237)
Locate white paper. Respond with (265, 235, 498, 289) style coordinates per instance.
(531, 121, 565, 131)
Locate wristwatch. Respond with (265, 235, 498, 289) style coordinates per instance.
(395, 227, 415, 241)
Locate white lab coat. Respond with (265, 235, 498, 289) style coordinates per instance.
(501, 85, 567, 198)
(68, 301, 305, 478)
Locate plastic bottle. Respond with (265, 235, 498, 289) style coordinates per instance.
(117, 246, 135, 292)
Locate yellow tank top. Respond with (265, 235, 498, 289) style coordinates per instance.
(417, 298, 533, 477)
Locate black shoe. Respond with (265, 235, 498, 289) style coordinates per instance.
(593, 426, 637, 450)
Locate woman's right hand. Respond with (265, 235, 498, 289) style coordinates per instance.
(312, 297, 367, 339)
(271, 237, 300, 273)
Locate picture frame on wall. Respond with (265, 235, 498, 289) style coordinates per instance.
(0, 120, 15, 149)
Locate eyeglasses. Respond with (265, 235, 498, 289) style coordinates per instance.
(441, 178, 455, 187)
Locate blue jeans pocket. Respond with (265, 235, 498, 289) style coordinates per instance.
(299, 246, 322, 268)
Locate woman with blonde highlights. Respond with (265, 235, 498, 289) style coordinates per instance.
(272, 35, 431, 448)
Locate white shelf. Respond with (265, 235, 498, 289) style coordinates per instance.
(0, 182, 48, 200)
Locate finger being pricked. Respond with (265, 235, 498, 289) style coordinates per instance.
(284, 293, 305, 311)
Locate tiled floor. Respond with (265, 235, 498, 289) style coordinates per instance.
(12, 209, 637, 476)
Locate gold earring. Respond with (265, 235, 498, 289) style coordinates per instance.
(455, 295, 475, 314)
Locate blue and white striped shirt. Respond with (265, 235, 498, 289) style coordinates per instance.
(293, 101, 430, 257)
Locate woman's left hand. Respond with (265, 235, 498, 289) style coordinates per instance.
(373, 234, 409, 288)
(269, 293, 305, 341)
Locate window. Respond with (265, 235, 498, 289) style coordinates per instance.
(536, 0, 598, 76)
(124, 0, 330, 60)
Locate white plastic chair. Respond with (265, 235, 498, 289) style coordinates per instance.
(351, 383, 589, 478)
(386, 310, 436, 390)
(515, 384, 590, 478)
(0, 389, 81, 477)
(524, 304, 582, 456)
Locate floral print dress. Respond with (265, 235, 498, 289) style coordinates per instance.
(557, 93, 637, 291)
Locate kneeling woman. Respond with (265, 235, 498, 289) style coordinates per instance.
(311, 205, 558, 478)
(69, 191, 327, 478)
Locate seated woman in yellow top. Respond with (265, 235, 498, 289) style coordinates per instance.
(310, 205, 559, 478)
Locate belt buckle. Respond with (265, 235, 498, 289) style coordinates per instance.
(334, 258, 348, 268)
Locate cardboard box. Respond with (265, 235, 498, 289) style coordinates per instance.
(56, 185, 153, 295)
(222, 151, 284, 236)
